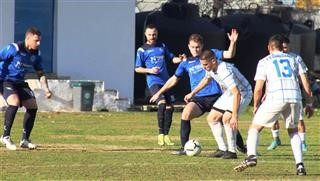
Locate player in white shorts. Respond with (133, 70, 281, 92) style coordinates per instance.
(234, 34, 313, 176)
(267, 36, 314, 151)
(184, 49, 252, 159)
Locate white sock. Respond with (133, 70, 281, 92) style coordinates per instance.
(208, 121, 227, 151)
(298, 132, 306, 143)
(246, 128, 259, 156)
(289, 132, 303, 164)
(223, 124, 236, 153)
(271, 129, 280, 139)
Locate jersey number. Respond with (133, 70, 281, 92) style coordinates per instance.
(273, 59, 292, 78)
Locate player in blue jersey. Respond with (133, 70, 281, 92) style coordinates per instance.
(0, 27, 52, 150)
(185, 49, 252, 159)
(234, 35, 313, 175)
(266, 36, 314, 152)
(135, 24, 181, 146)
(150, 30, 247, 155)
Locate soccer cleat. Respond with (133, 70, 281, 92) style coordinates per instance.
(171, 148, 186, 155)
(0, 135, 17, 150)
(158, 134, 164, 146)
(208, 149, 226, 158)
(267, 139, 281, 150)
(222, 151, 237, 159)
(237, 144, 247, 154)
(302, 143, 308, 152)
(296, 163, 307, 176)
(164, 135, 174, 146)
(234, 155, 257, 172)
(20, 139, 37, 149)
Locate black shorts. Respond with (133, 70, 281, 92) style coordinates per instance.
(0, 80, 3, 95)
(2, 81, 35, 101)
(149, 84, 173, 104)
(191, 94, 221, 113)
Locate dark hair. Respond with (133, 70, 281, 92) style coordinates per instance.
(200, 49, 216, 61)
(189, 34, 204, 45)
(145, 24, 158, 31)
(25, 27, 41, 36)
(268, 34, 283, 50)
(281, 35, 290, 44)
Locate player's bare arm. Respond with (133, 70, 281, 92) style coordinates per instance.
(172, 54, 187, 64)
(253, 80, 265, 114)
(223, 28, 238, 59)
(230, 86, 241, 129)
(150, 76, 180, 103)
(135, 67, 159, 74)
(299, 73, 314, 118)
(37, 70, 52, 99)
(184, 76, 211, 103)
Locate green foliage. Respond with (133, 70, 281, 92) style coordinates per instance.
(0, 109, 319, 180)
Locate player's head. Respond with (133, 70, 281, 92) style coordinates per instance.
(188, 34, 204, 57)
(268, 34, 283, 53)
(25, 27, 41, 50)
(199, 49, 218, 71)
(281, 36, 290, 53)
(144, 24, 158, 45)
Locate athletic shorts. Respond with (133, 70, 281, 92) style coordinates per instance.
(0, 80, 3, 95)
(280, 101, 304, 121)
(212, 91, 252, 114)
(149, 84, 173, 104)
(2, 81, 35, 101)
(253, 101, 301, 129)
(191, 94, 221, 113)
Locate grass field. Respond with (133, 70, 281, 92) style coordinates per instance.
(0, 107, 319, 180)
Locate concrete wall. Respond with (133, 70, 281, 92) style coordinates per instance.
(0, 0, 14, 47)
(56, 1, 135, 102)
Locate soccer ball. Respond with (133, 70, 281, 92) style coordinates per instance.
(184, 139, 202, 156)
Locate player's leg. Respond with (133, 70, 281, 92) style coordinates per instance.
(207, 109, 225, 157)
(19, 84, 38, 149)
(221, 111, 237, 159)
(172, 102, 202, 155)
(163, 93, 175, 146)
(284, 103, 306, 175)
(0, 81, 20, 150)
(267, 120, 281, 150)
(298, 120, 307, 152)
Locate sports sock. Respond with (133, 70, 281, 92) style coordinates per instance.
(298, 132, 306, 143)
(224, 124, 236, 153)
(208, 121, 227, 151)
(289, 132, 303, 164)
(22, 109, 37, 140)
(180, 119, 191, 147)
(246, 128, 259, 156)
(157, 103, 166, 134)
(3, 105, 19, 137)
(271, 129, 280, 140)
(164, 105, 173, 135)
(236, 130, 245, 149)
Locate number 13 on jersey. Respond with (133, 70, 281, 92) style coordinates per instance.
(273, 59, 293, 78)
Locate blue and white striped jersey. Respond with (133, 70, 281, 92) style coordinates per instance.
(254, 52, 306, 103)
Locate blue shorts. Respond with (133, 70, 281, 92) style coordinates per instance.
(191, 94, 221, 113)
(2, 81, 35, 102)
(149, 84, 173, 104)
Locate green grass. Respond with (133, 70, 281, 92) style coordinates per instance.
(0, 108, 319, 180)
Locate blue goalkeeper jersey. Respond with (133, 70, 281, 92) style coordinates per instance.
(0, 41, 43, 82)
(135, 42, 174, 88)
(175, 49, 223, 97)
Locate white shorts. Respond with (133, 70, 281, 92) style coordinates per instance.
(253, 101, 301, 128)
(213, 91, 252, 114)
(280, 101, 304, 121)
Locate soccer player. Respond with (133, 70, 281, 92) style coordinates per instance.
(0, 27, 52, 150)
(234, 35, 313, 175)
(150, 31, 247, 155)
(267, 36, 314, 151)
(135, 24, 181, 146)
(184, 49, 252, 159)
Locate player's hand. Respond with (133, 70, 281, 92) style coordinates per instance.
(148, 67, 160, 74)
(184, 93, 193, 103)
(179, 54, 187, 61)
(227, 28, 238, 43)
(304, 104, 314, 118)
(45, 90, 52, 99)
(230, 116, 238, 129)
(150, 94, 159, 103)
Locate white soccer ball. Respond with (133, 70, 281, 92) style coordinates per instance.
(184, 139, 202, 156)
